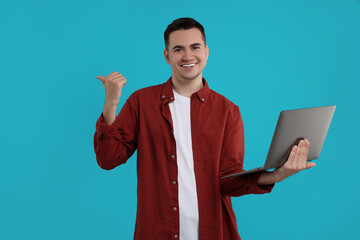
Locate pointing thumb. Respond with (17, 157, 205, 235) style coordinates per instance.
(97, 75, 105, 84)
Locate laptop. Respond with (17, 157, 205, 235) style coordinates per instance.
(220, 105, 336, 179)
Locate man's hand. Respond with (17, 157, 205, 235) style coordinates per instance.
(258, 139, 315, 185)
(273, 139, 315, 182)
(97, 71, 127, 107)
(96, 71, 127, 125)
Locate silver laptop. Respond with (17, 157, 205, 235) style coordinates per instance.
(221, 105, 336, 179)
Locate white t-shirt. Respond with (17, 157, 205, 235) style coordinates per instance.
(168, 89, 199, 240)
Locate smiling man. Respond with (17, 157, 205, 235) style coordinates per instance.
(94, 17, 313, 240)
(164, 27, 208, 98)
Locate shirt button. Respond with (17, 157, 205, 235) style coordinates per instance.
(201, 98, 205, 101)
(174, 234, 178, 238)
(171, 155, 175, 159)
(172, 180, 177, 184)
(173, 207, 177, 211)
(162, 95, 165, 98)
(170, 96, 174, 100)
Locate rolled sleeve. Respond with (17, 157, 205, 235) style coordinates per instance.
(244, 171, 274, 194)
(93, 92, 138, 170)
(219, 105, 274, 196)
(95, 113, 122, 140)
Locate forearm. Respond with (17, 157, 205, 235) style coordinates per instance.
(257, 171, 277, 185)
(103, 100, 118, 125)
(220, 172, 274, 196)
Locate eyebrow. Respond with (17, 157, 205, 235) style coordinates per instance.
(172, 43, 202, 50)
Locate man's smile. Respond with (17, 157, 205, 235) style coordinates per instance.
(180, 62, 198, 69)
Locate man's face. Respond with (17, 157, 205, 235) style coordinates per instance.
(164, 28, 209, 82)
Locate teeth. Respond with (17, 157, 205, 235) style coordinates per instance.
(182, 63, 196, 67)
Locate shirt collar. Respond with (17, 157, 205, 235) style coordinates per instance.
(160, 76, 210, 103)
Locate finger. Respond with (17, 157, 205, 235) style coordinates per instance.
(305, 161, 316, 169)
(108, 71, 123, 78)
(299, 139, 310, 165)
(108, 76, 127, 86)
(294, 137, 305, 146)
(109, 75, 126, 81)
(303, 139, 310, 161)
(293, 140, 306, 167)
(295, 140, 304, 159)
(109, 76, 126, 82)
(300, 140, 309, 165)
(96, 75, 105, 84)
(285, 145, 297, 166)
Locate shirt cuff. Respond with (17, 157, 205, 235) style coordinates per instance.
(95, 112, 121, 139)
(245, 171, 275, 194)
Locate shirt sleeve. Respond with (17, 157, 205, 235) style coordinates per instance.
(93, 92, 138, 170)
(219, 105, 274, 197)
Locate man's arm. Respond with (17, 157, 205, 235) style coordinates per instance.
(219, 105, 274, 197)
(257, 139, 315, 185)
(94, 72, 138, 170)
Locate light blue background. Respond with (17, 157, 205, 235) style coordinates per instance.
(1, 0, 359, 239)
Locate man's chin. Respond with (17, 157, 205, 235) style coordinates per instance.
(180, 73, 202, 81)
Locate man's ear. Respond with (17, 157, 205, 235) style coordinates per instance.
(164, 49, 170, 64)
(205, 44, 209, 60)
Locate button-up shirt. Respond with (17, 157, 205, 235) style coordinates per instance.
(93, 77, 275, 240)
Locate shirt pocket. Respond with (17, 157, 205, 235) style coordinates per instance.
(198, 125, 224, 173)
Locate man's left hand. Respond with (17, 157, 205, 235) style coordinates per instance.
(273, 139, 315, 182)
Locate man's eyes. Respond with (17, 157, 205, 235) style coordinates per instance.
(173, 46, 200, 52)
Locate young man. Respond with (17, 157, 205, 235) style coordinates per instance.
(94, 18, 314, 240)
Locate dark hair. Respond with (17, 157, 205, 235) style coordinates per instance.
(164, 17, 206, 50)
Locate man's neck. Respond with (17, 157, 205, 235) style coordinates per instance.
(171, 75, 204, 98)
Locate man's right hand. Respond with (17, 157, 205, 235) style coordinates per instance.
(96, 71, 127, 125)
(97, 71, 127, 107)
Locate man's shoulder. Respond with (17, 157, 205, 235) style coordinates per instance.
(123, 82, 164, 104)
(209, 89, 239, 111)
(133, 82, 164, 97)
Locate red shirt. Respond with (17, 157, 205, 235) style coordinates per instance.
(94, 77, 274, 240)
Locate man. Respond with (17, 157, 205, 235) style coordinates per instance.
(94, 17, 315, 240)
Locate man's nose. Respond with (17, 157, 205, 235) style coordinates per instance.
(182, 49, 194, 61)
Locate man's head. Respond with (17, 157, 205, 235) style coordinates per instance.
(164, 18, 209, 83)
(164, 17, 206, 51)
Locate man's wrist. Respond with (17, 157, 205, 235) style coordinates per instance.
(103, 103, 117, 125)
(104, 98, 119, 108)
(272, 171, 279, 183)
(258, 171, 278, 185)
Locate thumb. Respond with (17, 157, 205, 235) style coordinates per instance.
(96, 75, 105, 84)
(305, 162, 316, 169)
